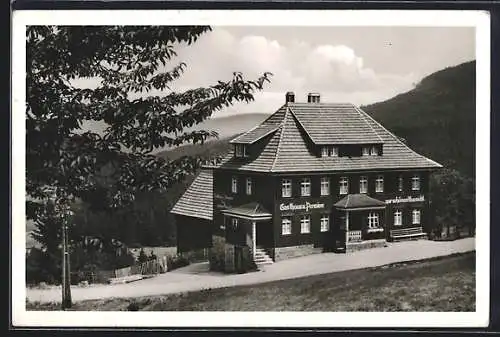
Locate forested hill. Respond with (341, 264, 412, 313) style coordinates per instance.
(362, 60, 475, 178)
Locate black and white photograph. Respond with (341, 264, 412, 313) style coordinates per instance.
(12, 9, 490, 328)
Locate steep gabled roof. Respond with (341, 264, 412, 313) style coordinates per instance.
(171, 169, 213, 220)
(216, 102, 442, 173)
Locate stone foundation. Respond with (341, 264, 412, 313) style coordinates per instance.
(346, 239, 387, 252)
(274, 244, 323, 261)
(391, 234, 428, 242)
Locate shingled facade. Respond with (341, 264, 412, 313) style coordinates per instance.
(171, 92, 442, 271)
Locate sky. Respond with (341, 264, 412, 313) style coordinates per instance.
(76, 26, 475, 119)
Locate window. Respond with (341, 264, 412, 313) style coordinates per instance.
(412, 209, 421, 225)
(363, 145, 379, 156)
(234, 144, 247, 158)
(321, 146, 328, 157)
(359, 176, 368, 194)
(339, 177, 349, 195)
(375, 175, 384, 193)
(282, 179, 292, 198)
(301, 178, 311, 196)
(231, 177, 238, 194)
(246, 177, 252, 195)
(398, 175, 404, 192)
(412, 175, 421, 191)
(394, 210, 402, 226)
(300, 215, 311, 233)
(232, 218, 238, 229)
(320, 215, 330, 232)
(281, 217, 292, 235)
(367, 212, 379, 229)
(330, 146, 339, 157)
(320, 177, 330, 196)
(321, 146, 338, 157)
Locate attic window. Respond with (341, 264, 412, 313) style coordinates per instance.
(321, 146, 338, 157)
(234, 144, 247, 158)
(362, 145, 379, 156)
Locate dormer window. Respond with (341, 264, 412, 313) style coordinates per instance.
(362, 146, 370, 156)
(321, 146, 338, 157)
(234, 144, 247, 158)
(362, 145, 379, 156)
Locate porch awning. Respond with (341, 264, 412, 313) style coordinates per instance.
(221, 202, 273, 221)
(334, 194, 386, 211)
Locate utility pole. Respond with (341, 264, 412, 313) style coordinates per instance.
(61, 209, 72, 309)
(52, 188, 72, 309)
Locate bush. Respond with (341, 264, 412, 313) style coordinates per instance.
(209, 235, 226, 272)
(127, 302, 140, 311)
(235, 246, 257, 274)
(137, 248, 148, 264)
(429, 168, 475, 239)
(166, 255, 190, 271)
(181, 248, 209, 263)
(26, 248, 60, 285)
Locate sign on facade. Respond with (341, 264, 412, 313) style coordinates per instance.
(279, 201, 325, 212)
(385, 195, 425, 204)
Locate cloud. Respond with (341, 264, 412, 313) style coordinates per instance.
(70, 27, 422, 118)
(172, 28, 419, 117)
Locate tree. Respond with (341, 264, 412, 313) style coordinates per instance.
(429, 168, 475, 238)
(26, 26, 271, 256)
(26, 26, 271, 217)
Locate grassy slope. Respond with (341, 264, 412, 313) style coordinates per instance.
(362, 61, 475, 178)
(27, 252, 475, 311)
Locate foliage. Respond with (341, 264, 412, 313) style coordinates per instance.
(27, 26, 271, 212)
(166, 254, 190, 271)
(209, 235, 226, 272)
(137, 248, 148, 264)
(26, 248, 60, 285)
(26, 26, 271, 275)
(429, 168, 475, 237)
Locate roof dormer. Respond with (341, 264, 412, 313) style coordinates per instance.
(233, 144, 248, 158)
(320, 145, 339, 158)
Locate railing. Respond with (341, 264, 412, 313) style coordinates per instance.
(348, 230, 362, 242)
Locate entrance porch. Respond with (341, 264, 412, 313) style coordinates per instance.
(221, 202, 274, 267)
(334, 194, 387, 252)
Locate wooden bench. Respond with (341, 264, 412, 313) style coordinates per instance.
(390, 226, 427, 241)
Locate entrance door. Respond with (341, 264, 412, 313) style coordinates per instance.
(256, 221, 272, 248)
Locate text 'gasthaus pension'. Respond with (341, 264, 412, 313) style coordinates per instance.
(279, 202, 325, 212)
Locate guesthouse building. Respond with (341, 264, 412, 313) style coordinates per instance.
(171, 92, 442, 271)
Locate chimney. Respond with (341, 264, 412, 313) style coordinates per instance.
(285, 91, 295, 103)
(307, 92, 320, 103)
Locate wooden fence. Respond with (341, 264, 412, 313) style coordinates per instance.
(72, 248, 209, 284)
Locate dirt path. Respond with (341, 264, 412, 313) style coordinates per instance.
(26, 238, 475, 304)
